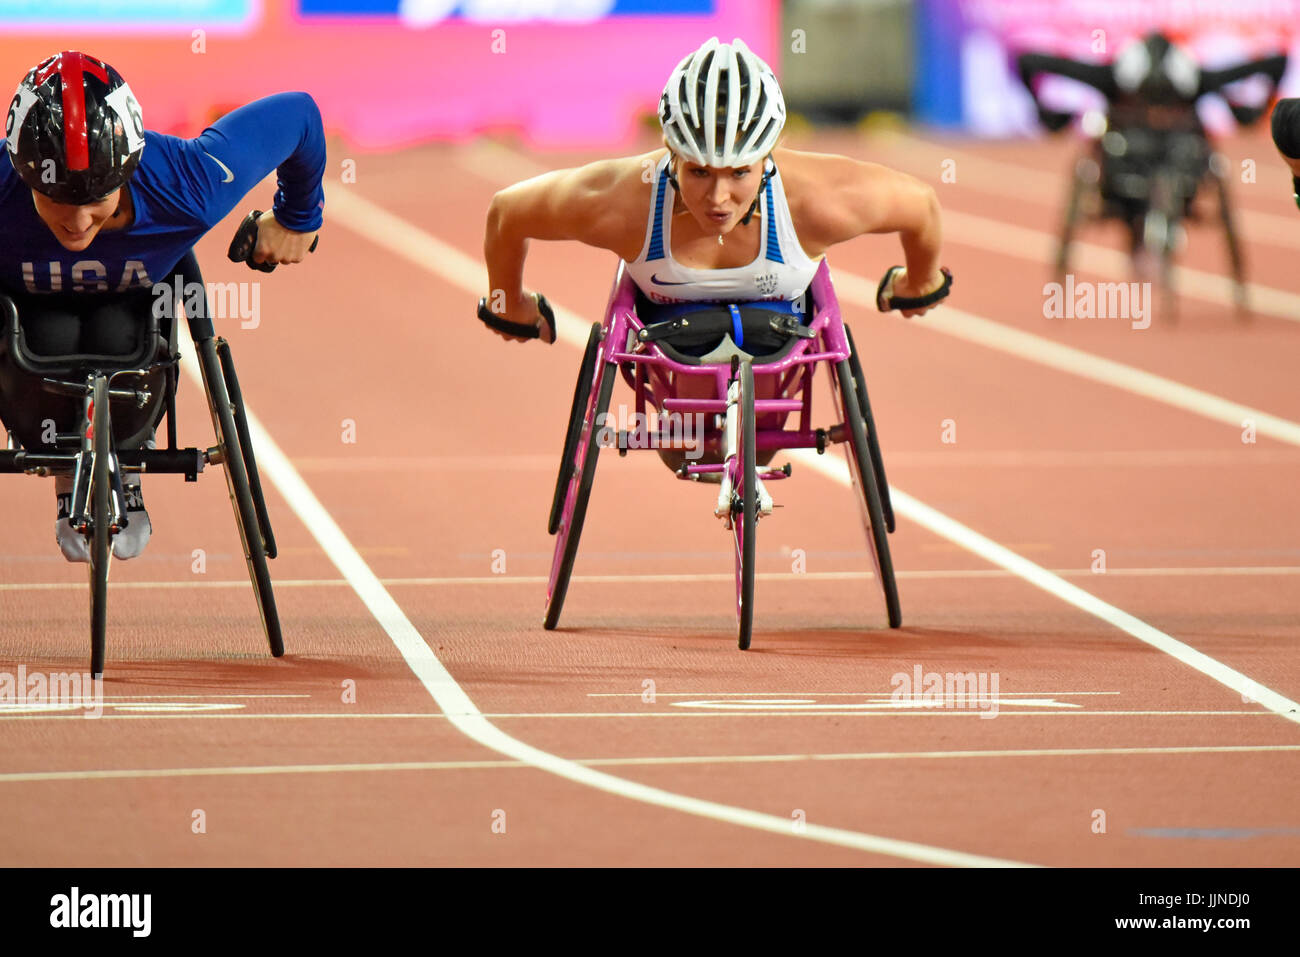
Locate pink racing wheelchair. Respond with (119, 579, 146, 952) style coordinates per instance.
(529, 260, 951, 649)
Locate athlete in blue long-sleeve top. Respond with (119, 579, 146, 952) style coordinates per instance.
(0, 51, 325, 561)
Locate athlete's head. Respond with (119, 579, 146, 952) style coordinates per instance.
(658, 37, 785, 235)
(1113, 31, 1200, 105)
(6, 51, 144, 249)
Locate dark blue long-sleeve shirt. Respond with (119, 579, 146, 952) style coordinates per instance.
(0, 91, 326, 296)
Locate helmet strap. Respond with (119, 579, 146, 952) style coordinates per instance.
(739, 163, 776, 227)
(665, 168, 681, 193)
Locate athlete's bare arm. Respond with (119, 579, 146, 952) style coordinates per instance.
(483, 154, 652, 339)
(777, 149, 944, 316)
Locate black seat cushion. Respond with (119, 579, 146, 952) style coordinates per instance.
(635, 289, 812, 365)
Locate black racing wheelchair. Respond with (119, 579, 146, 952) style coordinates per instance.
(1018, 33, 1287, 318)
(0, 212, 310, 677)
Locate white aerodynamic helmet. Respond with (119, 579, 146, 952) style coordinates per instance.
(659, 37, 786, 168)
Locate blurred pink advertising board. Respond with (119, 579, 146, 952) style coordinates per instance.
(0, 0, 779, 148)
(916, 0, 1298, 134)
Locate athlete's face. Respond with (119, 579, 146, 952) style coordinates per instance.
(673, 155, 764, 235)
(31, 189, 122, 252)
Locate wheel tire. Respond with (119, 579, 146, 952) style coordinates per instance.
(218, 340, 278, 558)
(836, 359, 901, 629)
(1211, 164, 1250, 317)
(844, 326, 894, 534)
(1057, 157, 1091, 277)
(1147, 172, 1179, 322)
(204, 340, 283, 657)
(734, 361, 757, 650)
(89, 376, 111, 679)
(544, 356, 615, 630)
(549, 323, 601, 536)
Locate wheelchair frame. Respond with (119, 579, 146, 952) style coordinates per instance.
(545, 259, 900, 650)
(0, 250, 282, 677)
(1056, 123, 1247, 319)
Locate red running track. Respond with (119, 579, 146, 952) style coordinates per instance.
(1, 124, 1298, 867)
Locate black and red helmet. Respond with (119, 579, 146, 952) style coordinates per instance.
(5, 51, 145, 205)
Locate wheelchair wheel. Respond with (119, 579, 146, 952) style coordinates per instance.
(1210, 157, 1249, 316)
(218, 340, 277, 558)
(734, 360, 757, 650)
(199, 338, 283, 657)
(549, 323, 601, 536)
(544, 350, 615, 630)
(1057, 155, 1096, 278)
(1144, 171, 1179, 321)
(835, 359, 901, 629)
(89, 375, 111, 679)
(844, 326, 894, 534)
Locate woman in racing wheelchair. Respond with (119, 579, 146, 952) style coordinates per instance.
(479, 36, 951, 367)
(0, 50, 324, 562)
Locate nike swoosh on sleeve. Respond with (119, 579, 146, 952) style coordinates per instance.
(202, 150, 235, 184)
(650, 274, 691, 286)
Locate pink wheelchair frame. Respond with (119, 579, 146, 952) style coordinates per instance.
(544, 259, 900, 649)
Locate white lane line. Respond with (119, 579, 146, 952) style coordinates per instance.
(290, 454, 555, 471)
(0, 709, 1272, 723)
(326, 188, 592, 349)
(939, 207, 1300, 323)
(833, 271, 1300, 448)
(324, 186, 1299, 727)
(885, 130, 1300, 265)
(181, 226, 1026, 868)
(794, 447, 1300, 723)
(589, 691, 1123, 697)
(866, 448, 1300, 466)
(0, 760, 523, 783)
(73, 694, 305, 699)
(4, 742, 1294, 784)
(7, 565, 1300, 592)
(266, 448, 1300, 467)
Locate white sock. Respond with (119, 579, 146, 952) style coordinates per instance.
(112, 475, 151, 560)
(54, 475, 90, 563)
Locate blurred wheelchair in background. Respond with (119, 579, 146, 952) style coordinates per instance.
(1018, 31, 1287, 318)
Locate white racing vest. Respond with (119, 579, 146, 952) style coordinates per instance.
(624, 153, 821, 306)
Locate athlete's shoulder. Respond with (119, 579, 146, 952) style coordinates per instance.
(129, 130, 216, 224)
(565, 151, 660, 198)
(543, 151, 657, 222)
(773, 148, 897, 249)
(773, 148, 871, 196)
(135, 129, 198, 174)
